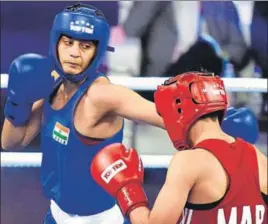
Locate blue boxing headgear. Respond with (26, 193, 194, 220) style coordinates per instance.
(49, 4, 113, 82)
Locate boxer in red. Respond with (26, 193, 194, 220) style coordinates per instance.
(91, 72, 267, 224)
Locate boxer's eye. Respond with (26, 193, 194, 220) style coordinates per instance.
(63, 40, 73, 46)
(81, 43, 93, 50)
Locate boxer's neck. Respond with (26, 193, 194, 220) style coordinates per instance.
(188, 118, 232, 146)
(61, 79, 84, 99)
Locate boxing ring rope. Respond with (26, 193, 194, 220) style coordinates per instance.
(1, 73, 268, 92)
(1, 73, 267, 168)
(1, 152, 172, 168)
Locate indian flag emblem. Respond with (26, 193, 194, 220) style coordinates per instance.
(52, 122, 70, 145)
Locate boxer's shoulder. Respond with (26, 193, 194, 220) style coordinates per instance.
(80, 77, 120, 123)
(168, 150, 206, 179)
(86, 76, 111, 98)
(172, 148, 216, 162)
(170, 149, 222, 179)
(86, 77, 121, 109)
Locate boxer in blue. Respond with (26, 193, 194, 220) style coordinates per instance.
(1, 4, 163, 223)
(1, 3, 259, 224)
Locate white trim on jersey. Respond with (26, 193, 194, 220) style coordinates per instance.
(180, 208, 194, 224)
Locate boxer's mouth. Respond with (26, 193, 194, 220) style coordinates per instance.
(66, 62, 80, 66)
(65, 62, 81, 68)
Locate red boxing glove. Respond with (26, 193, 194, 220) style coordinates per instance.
(90, 143, 149, 216)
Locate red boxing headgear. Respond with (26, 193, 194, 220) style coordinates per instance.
(154, 72, 228, 150)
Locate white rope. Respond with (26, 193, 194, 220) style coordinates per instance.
(0, 152, 172, 169)
(0, 73, 266, 169)
(1, 73, 267, 92)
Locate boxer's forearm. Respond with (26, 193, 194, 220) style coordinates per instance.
(1, 119, 27, 150)
(129, 207, 150, 224)
(1, 100, 43, 150)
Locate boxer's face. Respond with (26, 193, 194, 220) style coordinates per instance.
(57, 35, 96, 75)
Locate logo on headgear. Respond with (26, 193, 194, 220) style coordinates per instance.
(202, 83, 226, 96)
(69, 20, 94, 34)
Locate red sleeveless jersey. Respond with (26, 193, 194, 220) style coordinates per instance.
(179, 138, 267, 224)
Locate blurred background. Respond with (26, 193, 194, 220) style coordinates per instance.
(1, 1, 267, 224)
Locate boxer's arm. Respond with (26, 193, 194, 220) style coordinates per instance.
(129, 151, 197, 224)
(90, 83, 164, 129)
(1, 99, 44, 150)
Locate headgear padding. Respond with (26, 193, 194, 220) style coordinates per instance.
(154, 72, 228, 150)
(50, 4, 112, 82)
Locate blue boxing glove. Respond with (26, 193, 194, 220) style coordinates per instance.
(4, 53, 57, 126)
(222, 107, 259, 144)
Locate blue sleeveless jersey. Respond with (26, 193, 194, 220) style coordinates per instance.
(40, 76, 124, 215)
